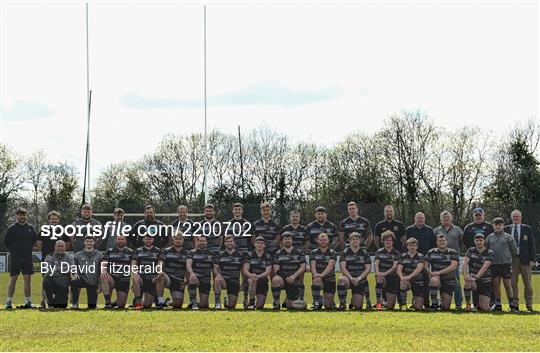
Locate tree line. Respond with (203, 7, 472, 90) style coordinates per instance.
(1, 111, 539, 251)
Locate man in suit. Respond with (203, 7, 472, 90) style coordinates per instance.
(504, 209, 536, 311)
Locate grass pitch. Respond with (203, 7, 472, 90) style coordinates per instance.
(0, 273, 539, 351)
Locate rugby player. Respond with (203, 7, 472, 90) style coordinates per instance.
(224, 202, 252, 307)
(463, 233, 494, 311)
(310, 233, 337, 310)
(305, 206, 338, 252)
(4, 208, 38, 309)
(129, 205, 166, 249)
(70, 204, 102, 251)
(186, 235, 214, 309)
(280, 210, 308, 301)
(200, 204, 222, 254)
(374, 230, 400, 310)
(100, 234, 133, 309)
(37, 210, 68, 309)
(486, 217, 518, 311)
(42, 240, 76, 308)
(252, 202, 281, 256)
(338, 232, 371, 310)
(71, 236, 103, 309)
(170, 205, 194, 250)
(155, 231, 189, 309)
(374, 205, 406, 251)
(339, 202, 373, 308)
(213, 235, 244, 309)
(131, 234, 161, 309)
(425, 234, 459, 310)
(243, 236, 273, 309)
(271, 232, 306, 310)
(397, 237, 425, 310)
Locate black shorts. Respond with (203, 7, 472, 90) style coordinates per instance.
(410, 281, 424, 298)
(224, 277, 240, 296)
(491, 264, 512, 279)
(165, 274, 186, 292)
(141, 275, 157, 295)
(440, 277, 456, 296)
(284, 282, 300, 301)
(197, 278, 212, 295)
(255, 278, 269, 296)
(322, 279, 336, 294)
(384, 276, 399, 295)
(350, 281, 368, 295)
(112, 276, 130, 293)
(475, 280, 492, 298)
(10, 256, 33, 276)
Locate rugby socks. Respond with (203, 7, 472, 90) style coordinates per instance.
(376, 282, 383, 302)
(25, 297, 32, 304)
(364, 286, 372, 307)
(271, 286, 281, 304)
(299, 284, 305, 301)
(337, 285, 347, 305)
(214, 293, 221, 305)
(464, 289, 472, 305)
(188, 284, 197, 303)
(157, 296, 165, 305)
(429, 286, 439, 303)
(399, 290, 407, 305)
(311, 285, 321, 304)
(104, 294, 111, 304)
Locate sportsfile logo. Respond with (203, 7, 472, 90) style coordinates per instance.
(39, 221, 253, 240)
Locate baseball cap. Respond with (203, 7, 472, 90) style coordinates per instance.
(473, 207, 484, 215)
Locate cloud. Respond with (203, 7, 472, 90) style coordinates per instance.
(3, 100, 53, 120)
(121, 81, 343, 109)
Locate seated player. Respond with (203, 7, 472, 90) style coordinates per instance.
(100, 235, 133, 309)
(397, 237, 425, 310)
(462, 233, 494, 311)
(425, 234, 459, 310)
(310, 233, 337, 310)
(42, 240, 77, 308)
(71, 236, 103, 309)
(280, 210, 308, 302)
(131, 234, 161, 309)
(338, 232, 371, 310)
(214, 235, 244, 309)
(271, 232, 306, 310)
(243, 236, 273, 309)
(186, 235, 214, 310)
(155, 231, 189, 309)
(374, 230, 400, 310)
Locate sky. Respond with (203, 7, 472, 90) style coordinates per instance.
(1, 0, 538, 188)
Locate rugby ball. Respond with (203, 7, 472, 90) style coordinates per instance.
(291, 300, 307, 310)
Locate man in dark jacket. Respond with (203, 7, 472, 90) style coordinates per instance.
(3, 208, 37, 309)
(505, 210, 537, 311)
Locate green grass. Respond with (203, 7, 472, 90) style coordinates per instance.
(0, 273, 539, 351)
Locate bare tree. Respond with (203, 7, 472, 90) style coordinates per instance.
(25, 150, 48, 226)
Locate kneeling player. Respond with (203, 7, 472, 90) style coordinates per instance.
(214, 235, 244, 309)
(310, 233, 337, 310)
(156, 231, 189, 308)
(271, 232, 306, 310)
(397, 237, 425, 310)
(374, 230, 400, 310)
(425, 234, 459, 310)
(100, 235, 133, 309)
(243, 236, 272, 309)
(462, 233, 494, 311)
(338, 232, 371, 310)
(186, 236, 214, 309)
(131, 234, 161, 309)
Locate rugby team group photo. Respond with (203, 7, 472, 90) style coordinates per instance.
(4, 201, 536, 313)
